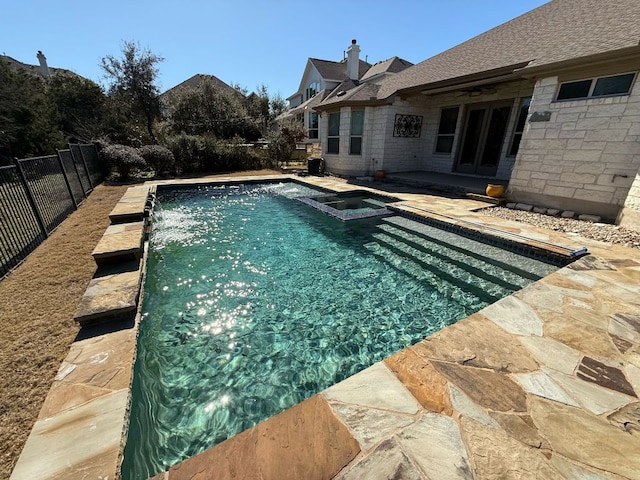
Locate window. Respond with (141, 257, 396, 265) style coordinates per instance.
(308, 112, 318, 139)
(556, 73, 635, 101)
(350, 109, 364, 155)
(305, 82, 319, 100)
(509, 97, 531, 157)
(434, 106, 459, 154)
(327, 112, 340, 154)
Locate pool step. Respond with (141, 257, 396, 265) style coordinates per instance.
(380, 216, 551, 280)
(368, 233, 511, 304)
(377, 220, 541, 287)
(363, 239, 497, 306)
(362, 217, 546, 304)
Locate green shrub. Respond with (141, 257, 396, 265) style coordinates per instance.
(165, 133, 206, 174)
(138, 144, 175, 177)
(165, 134, 269, 175)
(101, 143, 147, 181)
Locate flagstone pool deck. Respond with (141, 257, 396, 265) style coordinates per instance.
(10, 174, 640, 480)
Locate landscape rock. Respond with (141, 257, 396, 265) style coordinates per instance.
(515, 203, 534, 211)
(579, 214, 602, 222)
(479, 207, 640, 250)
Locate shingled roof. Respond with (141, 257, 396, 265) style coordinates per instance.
(360, 57, 413, 82)
(309, 58, 371, 81)
(376, 0, 640, 99)
(0, 54, 79, 79)
(161, 74, 238, 102)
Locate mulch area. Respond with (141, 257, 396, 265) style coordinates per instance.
(0, 170, 279, 479)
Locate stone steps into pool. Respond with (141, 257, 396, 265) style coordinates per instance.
(381, 216, 552, 280)
(362, 217, 548, 305)
(366, 234, 509, 305)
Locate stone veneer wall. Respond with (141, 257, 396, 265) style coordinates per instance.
(508, 75, 640, 221)
(619, 172, 640, 228)
(321, 78, 535, 179)
(322, 106, 382, 176)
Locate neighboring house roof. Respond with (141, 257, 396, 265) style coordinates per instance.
(309, 58, 371, 81)
(160, 74, 238, 102)
(360, 57, 413, 82)
(0, 54, 79, 78)
(377, 0, 640, 99)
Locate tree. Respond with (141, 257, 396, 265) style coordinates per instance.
(266, 124, 305, 166)
(269, 93, 288, 121)
(0, 62, 63, 160)
(167, 78, 260, 140)
(48, 74, 105, 142)
(101, 41, 163, 143)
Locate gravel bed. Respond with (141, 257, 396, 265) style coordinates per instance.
(479, 206, 640, 250)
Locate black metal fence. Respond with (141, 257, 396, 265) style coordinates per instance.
(0, 143, 104, 278)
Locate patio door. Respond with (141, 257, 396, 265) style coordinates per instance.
(455, 100, 512, 176)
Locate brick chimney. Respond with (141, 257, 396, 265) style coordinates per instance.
(346, 39, 360, 80)
(36, 51, 50, 78)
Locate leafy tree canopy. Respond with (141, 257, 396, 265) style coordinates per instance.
(101, 41, 163, 143)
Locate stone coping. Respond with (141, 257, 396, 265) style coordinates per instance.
(11, 174, 640, 480)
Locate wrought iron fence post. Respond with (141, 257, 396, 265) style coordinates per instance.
(72, 143, 94, 190)
(14, 158, 48, 238)
(57, 150, 79, 209)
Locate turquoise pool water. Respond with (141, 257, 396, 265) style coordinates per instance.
(122, 182, 557, 480)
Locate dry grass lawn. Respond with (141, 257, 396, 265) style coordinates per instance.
(0, 184, 128, 478)
(0, 170, 279, 479)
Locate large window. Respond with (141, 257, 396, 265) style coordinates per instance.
(434, 106, 459, 154)
(350, 109, 364, 155)
(509, 97, 531, 157)
(556, 73, 636, 101)
(327, 112, 340, 154)
(305, 82, 320, 100)
(308, 112, 318, 139)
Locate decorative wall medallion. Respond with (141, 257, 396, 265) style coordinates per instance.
(393, 114, 423, 137)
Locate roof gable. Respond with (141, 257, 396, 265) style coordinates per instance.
(361, 57, 413, 82)
(161, 74, 237, 100)
(309, 58, 372, 81)
(378, 0, 640, 99)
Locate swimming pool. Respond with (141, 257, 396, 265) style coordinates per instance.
(122, 182, 559, 480)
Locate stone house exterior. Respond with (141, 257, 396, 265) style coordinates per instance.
(313, 0, 640, 224)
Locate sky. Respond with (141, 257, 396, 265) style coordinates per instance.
(2, 0, 549, 99)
